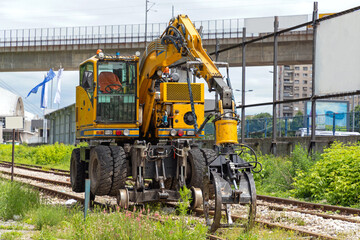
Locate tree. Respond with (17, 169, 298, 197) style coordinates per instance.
(246, 113, 272, 138)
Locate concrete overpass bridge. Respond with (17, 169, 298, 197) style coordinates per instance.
(0, 17, 313, 72)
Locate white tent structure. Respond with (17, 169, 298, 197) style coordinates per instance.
(0, 87, 40, 143)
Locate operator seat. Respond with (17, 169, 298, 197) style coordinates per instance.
(98, 72, 122, 93)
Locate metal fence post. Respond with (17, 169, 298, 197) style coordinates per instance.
(332, 113, 336, 136)
(264, 117, 268, 137)
(246, 119, 249, 138)
(241, 27, 246, 143)
(285, 117, 288, 136)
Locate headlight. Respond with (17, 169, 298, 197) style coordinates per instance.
(123, 129, 130, 136)
(170, 129, 177, 136)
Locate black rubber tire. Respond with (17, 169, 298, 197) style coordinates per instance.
(89, 145, 113, 196)
(70, 148, 85, 192)
(186, 148, 207, 189)
(108, 146, 127, 196)
(200, 148, 217, 199)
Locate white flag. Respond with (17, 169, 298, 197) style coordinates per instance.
(54, 68, 64, 104)
(41, 81, 49, 108)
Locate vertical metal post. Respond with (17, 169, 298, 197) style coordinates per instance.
(145, 0, 148, 46)
(11, 129, 15, 182)
(215, 39, 220, 61)
(285, 117, 288, 137)
(264, 118, 268, 137)
(246, 120, 249, 138)
(272, 16, 279, 155)
(332, 113, 336, 136)
(307, 116, 310, 136)
(310, 2, 318, 153)
(241, 27, 246, 143)
(84, 179, 90, 219)
(352, 96, 355, 132)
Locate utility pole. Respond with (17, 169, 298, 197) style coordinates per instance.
(145, 0, 155, 47)
(145, 0, 148, 46)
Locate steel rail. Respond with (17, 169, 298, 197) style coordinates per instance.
(258, 195, 360, 215)
(0, 169, 71, 187)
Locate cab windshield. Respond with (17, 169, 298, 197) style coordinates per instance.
(96, 61, 137, 123)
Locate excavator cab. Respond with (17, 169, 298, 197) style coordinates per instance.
(75, 51, 140, 140)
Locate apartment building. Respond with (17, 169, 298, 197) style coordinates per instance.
(278, 64, 359, 117)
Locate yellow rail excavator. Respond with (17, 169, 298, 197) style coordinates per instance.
(70, 14, 260, 232)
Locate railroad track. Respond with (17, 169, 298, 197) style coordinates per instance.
(0, 161, 70, 177)
(1, 162, 359, 239)
(2, 162, 359, 219)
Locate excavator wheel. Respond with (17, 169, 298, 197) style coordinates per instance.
(186, 148, 207, 189)
(108, 146, 127, 196)
(89, 146, 113, 196)
(200, 148, 216, 199)
(70, 148, 85, 192)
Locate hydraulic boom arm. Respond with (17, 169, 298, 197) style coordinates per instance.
(139, 15, 237, 144)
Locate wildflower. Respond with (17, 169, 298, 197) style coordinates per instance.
(134, 206, 136, 212)
(154, 212, 159, 217)
(103, 209, 106, 213)
(166, 216, 169, 221)
(136, 217, 140, 222)
(116, 206, 120, 212)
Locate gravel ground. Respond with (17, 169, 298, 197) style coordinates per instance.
(231, 202, 360, 239)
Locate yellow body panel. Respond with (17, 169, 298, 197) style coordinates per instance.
(172, 104, 204, 129)
(76, 86, 95, 130)
(215, 120, 238, 145)
(160, 83, 204, 103)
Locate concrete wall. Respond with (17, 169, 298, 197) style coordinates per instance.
(200, 135, 360, 156)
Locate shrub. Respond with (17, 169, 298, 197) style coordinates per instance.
(254, 144, 316, 194)
(292, 141, 360, 206)
(0, 143, 79, 170)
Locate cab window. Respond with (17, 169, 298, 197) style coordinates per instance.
(80, 62, 94, 100)
(96, 61, 137, 123)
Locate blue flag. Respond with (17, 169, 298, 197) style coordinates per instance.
(26, 69, 56, 98)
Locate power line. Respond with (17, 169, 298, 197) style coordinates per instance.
(0, 79, 43, 116)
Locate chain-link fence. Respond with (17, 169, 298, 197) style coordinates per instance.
(204, 111, 360, 139)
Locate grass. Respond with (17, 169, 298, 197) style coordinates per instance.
(0, 180, 40, 220)
(0, 231, 23, 240)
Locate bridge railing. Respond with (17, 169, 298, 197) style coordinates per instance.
(0, 18, 260, 48)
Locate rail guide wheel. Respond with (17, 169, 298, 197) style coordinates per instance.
(117, 188, 129, 209)
(203, 170, 257, 232)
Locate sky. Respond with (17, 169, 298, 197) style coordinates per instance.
(0, 0, 358, 117)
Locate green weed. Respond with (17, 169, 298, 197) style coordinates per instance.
(0, 180, 40, 220)
(0, 231, 23, 240)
